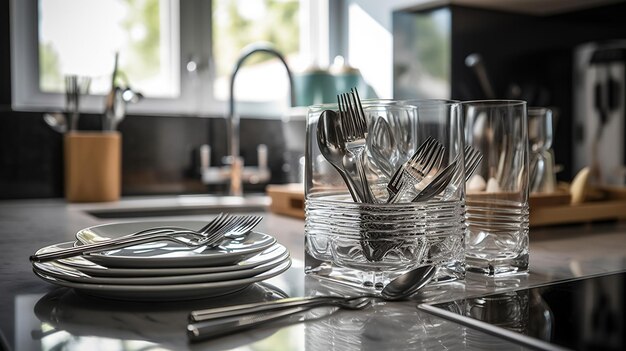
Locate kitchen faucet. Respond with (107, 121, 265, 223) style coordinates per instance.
(202, 42, 295, 196)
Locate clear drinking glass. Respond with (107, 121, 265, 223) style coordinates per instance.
(462, 100, 530, 276)
(528, 107, 556, 193)
(305, 99, 465, 291)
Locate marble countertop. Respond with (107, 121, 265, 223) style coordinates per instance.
(1, 196, 625, 350)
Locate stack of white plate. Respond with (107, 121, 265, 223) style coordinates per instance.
(32, 220, 291, 301)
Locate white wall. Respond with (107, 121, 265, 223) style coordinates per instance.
(343, 0, 431, 98)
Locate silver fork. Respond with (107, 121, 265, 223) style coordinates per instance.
(30, 214, 262, 262)
(338, 88, 375, 203)
(463, 146, 483, 182)
(386, 137, 435, 199)
(387, 137, 445, 203)
(411, 159, 459, 202)
(411, 145, 483, 202)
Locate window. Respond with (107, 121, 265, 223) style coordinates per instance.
(11, 0, 329, 117)
(39, 0, 179, 98)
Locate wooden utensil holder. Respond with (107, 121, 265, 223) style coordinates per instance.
(64, 132, 121, 202)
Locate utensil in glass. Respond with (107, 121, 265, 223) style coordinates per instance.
(411, 158, 459, 202)
(337, 88, 375, 203)
(426, 145, 483, 202)
(316, 109, 363, 202)
(387, 137, 444, 203)
(367, 116, 396, 179)
(462, 100, 530, 276)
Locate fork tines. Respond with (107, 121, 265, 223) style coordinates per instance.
(405, 139, 444, 181)
(337, 88, 367, 141)
(387, 136, 436, 195)
(464, 146, 483, 182)
(202, 214, 264, 247)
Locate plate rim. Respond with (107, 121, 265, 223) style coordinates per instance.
(45, 242, 288, 276)
(33, 259, 292, 293)
(32, 251, 290, 285)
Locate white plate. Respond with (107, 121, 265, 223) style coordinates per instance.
(49, 242, 288, 277)
(74, 220, 276, 268)
(33, 259, 292, 301)
(33, 246, 290, 285)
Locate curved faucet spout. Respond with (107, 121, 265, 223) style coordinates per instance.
(227, 42, 295, 196)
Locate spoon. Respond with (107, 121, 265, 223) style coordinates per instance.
(43, 112, 68, 133)
(187, 265, 436, 341)
(367, 116, 396, 179)
(189, 264, 436, 323)
(316, 110, 363, 202)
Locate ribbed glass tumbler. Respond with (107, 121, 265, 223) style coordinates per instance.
(462, 100, 530, 276)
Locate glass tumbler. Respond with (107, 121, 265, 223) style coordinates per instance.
(528, 107, 556, 193)
(304, 99, 466, 291)
(462, 100, 530, 276)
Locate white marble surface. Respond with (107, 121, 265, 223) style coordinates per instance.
(1, 196, 625, 350)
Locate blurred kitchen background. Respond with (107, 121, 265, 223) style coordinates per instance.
(2, 0, 626, 199)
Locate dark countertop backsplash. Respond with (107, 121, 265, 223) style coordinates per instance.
(0, 110, 290, 199)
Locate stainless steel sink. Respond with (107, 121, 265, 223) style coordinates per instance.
(83, 195, 270, 219)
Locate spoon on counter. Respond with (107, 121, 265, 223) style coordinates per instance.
(188, 264, 437, 340)
(188, 265, 436, 341)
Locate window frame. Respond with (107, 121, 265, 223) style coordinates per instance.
(10, 0, 331, 118)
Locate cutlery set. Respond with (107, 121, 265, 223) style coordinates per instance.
(43, 75, 91, 134)
(30, 214, 291, 300)
(43, 53, 143, 134)
(317, 88, 482, 204)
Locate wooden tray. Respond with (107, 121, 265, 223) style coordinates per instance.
(266, 184, 305, 219)
(266, 184, 626, 226)
(530, 200, 626, 226)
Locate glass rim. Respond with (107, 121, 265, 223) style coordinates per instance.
(308, 99, 400, 110)
(308, 98, 461, 111)
(460, 99, 527, 107)
(400, 99, 460, 107)
(527, 106, 552, 114)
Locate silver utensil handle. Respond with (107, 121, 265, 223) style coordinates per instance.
(189, 296, 343, 322)
(29, 229, 182, 262)
(188, 305, 311, 342)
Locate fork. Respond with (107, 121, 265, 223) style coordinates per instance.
(463, 145, 483, 182)
(387, 137, 445, 203)
(338, 88, 375, 203)
(29, 214, 262, 262)
(411, 159, 459, 202)
(411, 145, 483, 202)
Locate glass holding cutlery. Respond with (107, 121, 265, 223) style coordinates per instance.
(305, 99, 465, 291)
(462, 100, 530, 276)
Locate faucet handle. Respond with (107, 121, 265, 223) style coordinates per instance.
(257, 144, 268, 169)
(200, 144, 211, 169)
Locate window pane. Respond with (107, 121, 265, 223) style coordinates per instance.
(38, 0, 179, 98)
(212, 0, 300, 102)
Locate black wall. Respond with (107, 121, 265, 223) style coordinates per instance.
(0, 1, 288, 199)
(394, 2, 626, 180)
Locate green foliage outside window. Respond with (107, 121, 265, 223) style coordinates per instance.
(212, 0, 300, 78)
